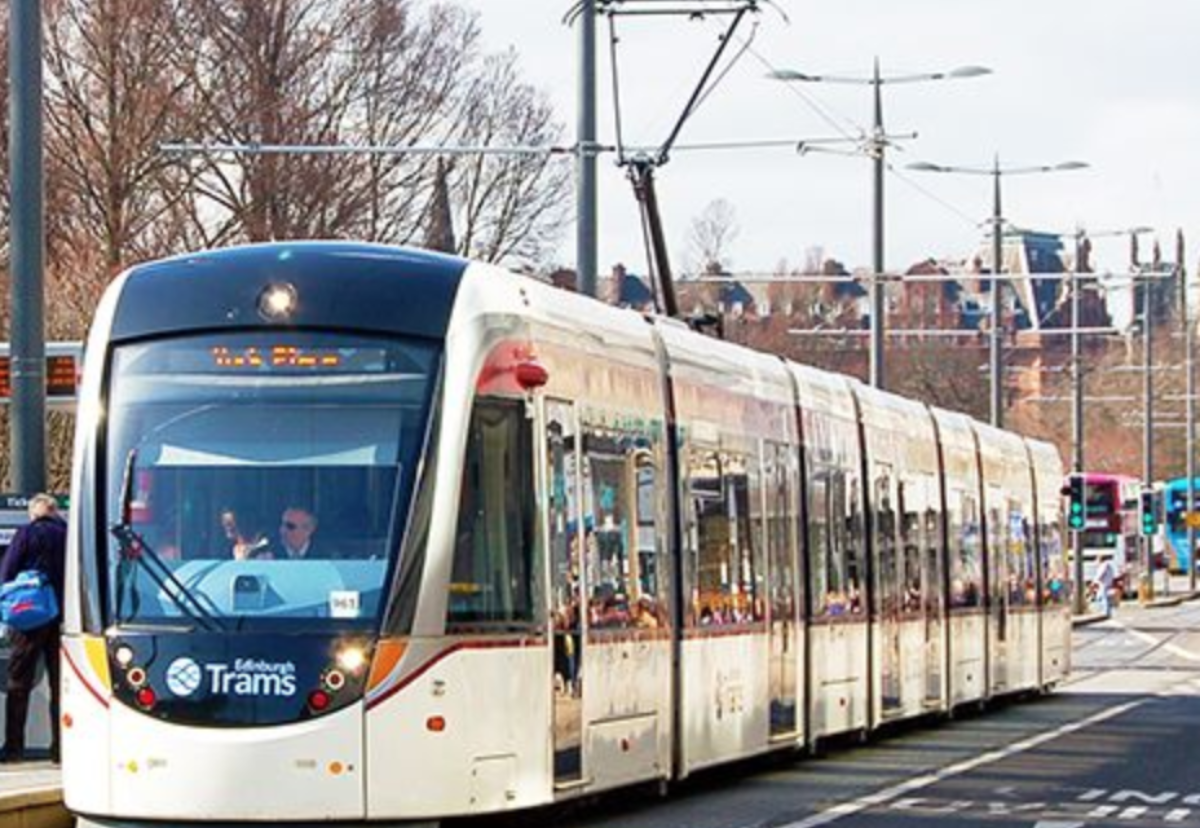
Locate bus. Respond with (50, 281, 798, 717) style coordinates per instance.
(61, 242, 1070, 826)
(1070, 472, 1140, 593)
(1162, 477, 1199, 572)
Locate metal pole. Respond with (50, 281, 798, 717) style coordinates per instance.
(990, 157, 1004, 428)
(9, 0, 46, 495)
(1187, 254, 1197, 593)
(1071, 232, 1086, 614)
(1142, 249, 1155, 601)
(576, 0, 598, 298)
(869, 58, 885, 390)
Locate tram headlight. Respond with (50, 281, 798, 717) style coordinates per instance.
(335, 645, 367, 675)
(115, 645, 135, 668)
(257, 282, 298, 321)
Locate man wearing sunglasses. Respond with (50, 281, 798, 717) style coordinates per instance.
(279, 506, 323, 559)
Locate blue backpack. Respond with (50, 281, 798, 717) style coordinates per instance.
(0, 570, 59, 632)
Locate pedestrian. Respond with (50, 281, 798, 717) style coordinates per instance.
(0, 494, 66, 763)
(1090, 555, 1117, 618)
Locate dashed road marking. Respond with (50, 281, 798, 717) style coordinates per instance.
(773, 698, 1144, 828)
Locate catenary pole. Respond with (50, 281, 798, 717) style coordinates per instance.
(1141, 242, 1155, 601)
(9, 0, 46, 495)
(1072, 232, 1086, 613)
(576, 0, 598, 298)
(1187, 252, 1197, 593)
(990, 157, 1004, 427)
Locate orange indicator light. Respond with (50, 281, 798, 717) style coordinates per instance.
(426, 716, 446, 733)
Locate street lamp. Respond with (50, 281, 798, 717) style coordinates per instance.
(770, 60, 990, 391)
(907, 157, 1088, 427)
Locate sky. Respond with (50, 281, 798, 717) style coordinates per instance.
(456, 1, 1200, 278)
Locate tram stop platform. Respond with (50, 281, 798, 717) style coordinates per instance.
(0, 763, 65, 828)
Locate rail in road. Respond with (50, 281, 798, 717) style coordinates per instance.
(2, 592, 1198, 828)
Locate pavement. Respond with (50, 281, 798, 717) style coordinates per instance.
(0, 577, 1194, 828)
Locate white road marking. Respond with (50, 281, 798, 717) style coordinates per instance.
(774, 698, 1143, 828)
(1113, 618, 1200, 663)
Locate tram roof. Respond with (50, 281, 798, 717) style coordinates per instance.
(111, 242, 468, 341)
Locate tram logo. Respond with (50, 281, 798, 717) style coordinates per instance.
(165, 657, 204, 697)
(163, 657, 298, 698)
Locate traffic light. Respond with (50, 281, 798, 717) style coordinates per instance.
(1140, 489, 1159, 536)
(1066, 474, 1085, 530)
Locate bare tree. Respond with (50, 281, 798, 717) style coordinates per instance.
(449, 48, 569, 266)
(347, 0, 479, 244)
(684, 198, 739, 275)
(44, 0, 206, 334)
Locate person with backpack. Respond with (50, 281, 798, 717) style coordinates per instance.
(0, 494, 66, 763)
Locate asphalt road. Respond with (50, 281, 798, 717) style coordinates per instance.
(465, 598, 1200, 828)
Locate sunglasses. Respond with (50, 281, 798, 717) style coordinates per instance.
(282, 521, 301, 531)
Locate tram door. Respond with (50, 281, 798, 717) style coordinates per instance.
(766, 443, 799, 737)
(545, 400, 584, 783)
(874, 470, 903, 717)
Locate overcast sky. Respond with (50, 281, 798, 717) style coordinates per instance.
(457, 1, 1200, 278)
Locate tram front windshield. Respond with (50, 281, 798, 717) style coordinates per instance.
(104, 331, 438, 633)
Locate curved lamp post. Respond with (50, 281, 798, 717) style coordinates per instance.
(770, 61, 990, 391)
(907, 158, 1088, 427)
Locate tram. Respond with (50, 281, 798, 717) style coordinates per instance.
(61, 242, 1069, 825)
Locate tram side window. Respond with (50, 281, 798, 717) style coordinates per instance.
(690, 449, 763, 627)
(874, 475, 899, 618)
(766, 443, 797, 623)
(808, 473, 831, 616)
(811, 467, 862, 618)
(843, 477, 865, 615)
(898, 482, 923, 614)
(447, 400, 536, 629)
(581, 423, 663, 630)
(1040, 514, 1069, 605)
(950, 491, 983, 608)
(1007, 501, 1034, 607)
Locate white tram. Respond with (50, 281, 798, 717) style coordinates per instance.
(60, 243, 1070, 825)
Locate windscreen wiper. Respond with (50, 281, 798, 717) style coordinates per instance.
(111, 449, 222, 632)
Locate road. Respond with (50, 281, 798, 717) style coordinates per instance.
(470, 598, 1200, 828)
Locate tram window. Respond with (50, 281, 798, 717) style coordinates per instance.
(843, 479, 865, 614)
(1007, 504, 1034, 607)
(1041, 515, 1069, 605)
(102, 331, 434, 632)
(924, 507, 943, 614)
(581, 422, 663, 631)
(691, 449, 763, 627)
(897, 481, 923, 614)
(949, 492, 983, 608)
(447, 399, 536, 629)
(812, 464, 865, 619)
(765, 443, 797, 623)
(874, 475, 899, 617)
(808, 474, 831, 616)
